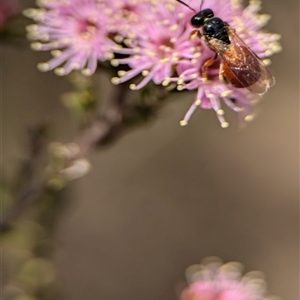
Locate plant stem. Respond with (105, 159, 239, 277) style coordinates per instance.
(1, 82, 167, 230)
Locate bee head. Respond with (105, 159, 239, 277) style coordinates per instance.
(191, 9, 214, 28)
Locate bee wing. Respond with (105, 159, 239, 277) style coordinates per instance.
(220, 28, 275, 95)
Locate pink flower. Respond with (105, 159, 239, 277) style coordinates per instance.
(111, 1, 197, 89)
(25, 0, 281, 126)
(104, 0, 152, 39)
(181, 257, 275, 300)
(24, 0, 116, 76)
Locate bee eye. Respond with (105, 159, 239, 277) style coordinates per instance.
(201, 9, 214, 19)
(191, 9, 214, 28)
(191, 15, 205, 27)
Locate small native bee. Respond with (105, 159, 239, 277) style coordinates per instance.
(177, 0, 275, 94)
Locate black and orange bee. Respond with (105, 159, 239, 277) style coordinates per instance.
(177, 0, 275, 95)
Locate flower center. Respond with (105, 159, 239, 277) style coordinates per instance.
(77, 19, 98, 40)
(155, 37, 175, 58)
(121, 4, 139, 22)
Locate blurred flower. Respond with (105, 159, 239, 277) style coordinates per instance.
(0, 0, 20, 30)
(181, 257, 276, 300)
(59, 158, 91, 181)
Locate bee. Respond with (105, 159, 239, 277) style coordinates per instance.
(176, 0, 275, 95)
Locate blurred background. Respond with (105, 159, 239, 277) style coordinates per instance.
(2, 0, 299, 299)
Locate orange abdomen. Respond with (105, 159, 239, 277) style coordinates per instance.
(222, 46, 261, 88)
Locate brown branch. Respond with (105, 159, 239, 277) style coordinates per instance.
(1, 82, 167, 230)
(1, 184, 46, 231)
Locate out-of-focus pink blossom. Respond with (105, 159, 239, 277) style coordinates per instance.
(181, 257, 276, 300)
(0, 0, 19, 30)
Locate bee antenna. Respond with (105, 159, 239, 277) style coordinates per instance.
(176, 0, 196, 13)
(199, 0, 204, 11)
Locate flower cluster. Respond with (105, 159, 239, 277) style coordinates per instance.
(181, 257, 276, 300)
(24, 0, 281, 126)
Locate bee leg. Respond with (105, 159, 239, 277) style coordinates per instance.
(201, 53, 218, 81)
(189, 29, 201, 40)
(219, 61, 227, 83)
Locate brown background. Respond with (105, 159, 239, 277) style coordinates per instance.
(2, 0, 299, 299)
